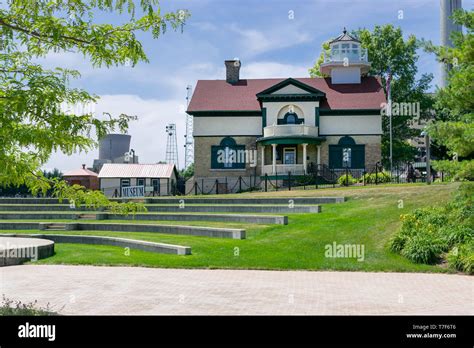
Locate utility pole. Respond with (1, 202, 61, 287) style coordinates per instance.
(421, 130, 431, 184)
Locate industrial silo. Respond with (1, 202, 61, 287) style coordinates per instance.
(98, 134, 131, 161)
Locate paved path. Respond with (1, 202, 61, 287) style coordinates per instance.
(1, 265, 472, 315)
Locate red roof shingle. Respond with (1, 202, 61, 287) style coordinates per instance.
(187, 76, 386, 112)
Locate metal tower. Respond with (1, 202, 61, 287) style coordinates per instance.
(165, 123, 179, 169)
(440, 0, 462, 87)
(184, 85, 194, 169)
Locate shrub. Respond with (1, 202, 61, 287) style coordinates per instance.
(447, 241, 474, 274)
(0, 295, 57, 316)
(389, 182, 473, 273)
(361, 171, 392, 184)
(337, 174, 357, 186)
(401, 235, 446, 264)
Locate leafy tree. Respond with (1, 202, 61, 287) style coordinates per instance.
(180, 163, 194, 180)
(423, 9, 474, 180)
(309, 25, 434, 166)
(0, 1, 189, 205)
(43, 168, 63, 179)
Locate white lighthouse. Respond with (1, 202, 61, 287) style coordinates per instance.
(320, 28, 371, 84)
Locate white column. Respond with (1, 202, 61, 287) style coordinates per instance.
(317, 145, 321, 166)
(302, 143, 308, 174)
(261, 145, 265, 170)
(271, 144, 277, 174)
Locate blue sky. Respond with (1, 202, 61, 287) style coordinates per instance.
(43, 0, 474, 172)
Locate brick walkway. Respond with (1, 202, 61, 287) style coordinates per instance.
(1, 265, 472, 315)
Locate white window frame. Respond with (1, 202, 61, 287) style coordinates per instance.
(283, 147, 297, 165)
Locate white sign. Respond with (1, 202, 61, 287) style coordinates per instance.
(121, 185, 145, 198)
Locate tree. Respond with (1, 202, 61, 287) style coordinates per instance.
(309, 25, 434, 166)
(0, 1, 189, 206)
(180, 163, 194, 180)
(423, 9, 474, 180)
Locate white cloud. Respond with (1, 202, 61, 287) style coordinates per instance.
(242, 61, 310, 78)
(230, 24, 312, 57)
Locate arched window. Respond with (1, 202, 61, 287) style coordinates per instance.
(286, 113, 297, 124)
(329, 136, 365, 169)
(278, 112, 303, 125)
(211, 137, 246, 169)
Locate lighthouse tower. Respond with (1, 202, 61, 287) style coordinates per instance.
(320, 28, 371, 84)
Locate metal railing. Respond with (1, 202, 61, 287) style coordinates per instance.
(263, 124, 319, 137)
(323, 48, 368, 63)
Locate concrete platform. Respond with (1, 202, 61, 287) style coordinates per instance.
(0, 204, 320, 214)
(0, 197, 345, 205)
(0, 222, 246, 239)
(1, 265, 471, 315)
(0, 237, 54, 266)
(3, 234, 190, 255)
(0, 212, 288, 225)
(143, 205, 321, 214)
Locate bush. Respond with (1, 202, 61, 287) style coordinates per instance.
(447, 241, 474, 274)
(389, 182, 474, 273)
(401, 235, 446, 264)
(0, 295, 57, 316)
(361, 171, 392, 184)
(337, 174, 357, 186)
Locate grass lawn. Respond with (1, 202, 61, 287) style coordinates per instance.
(0, 183, 459, 272)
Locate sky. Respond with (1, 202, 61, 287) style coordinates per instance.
(41, 0, 474, 172)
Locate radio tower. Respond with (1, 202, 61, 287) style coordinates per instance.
(165, 124, 179, 170)
(184, 85, 194, 169)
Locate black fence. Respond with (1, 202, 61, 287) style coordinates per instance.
(184, 162, 449, 195)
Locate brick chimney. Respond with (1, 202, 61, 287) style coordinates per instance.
(82, 164, 86, 169)
(225, 59, 241, 84)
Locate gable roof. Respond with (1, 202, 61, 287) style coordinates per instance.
(98, 163, 176, 179)
(63, 167, 98, 177)
(329, 28, 360, 44)
(256, 78, 326, 97)
(187, 76, 385, 113)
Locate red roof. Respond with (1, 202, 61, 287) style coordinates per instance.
(187, 76, 386, 112)
(98, 163, 176, 178)
(63, 167, 98, 177)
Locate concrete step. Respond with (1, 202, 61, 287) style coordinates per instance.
(0, 222, 246, 239)
(0, 212, 286, 225)
(0, 204, 320, 214)
(131, 197, 345, 204)
(78, 214, 97, 220)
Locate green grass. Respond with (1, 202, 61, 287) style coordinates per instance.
(0, 183, 459, 272)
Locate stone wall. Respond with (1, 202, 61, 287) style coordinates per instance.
(194, 136, 259, 178)
(319, 135, 381, 171)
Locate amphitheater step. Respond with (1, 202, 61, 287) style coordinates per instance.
(0, 204, 320, 214)
(44, 223, 66, 231)
(3, 233, 190, 255)
(77, 214, 97, 220)
(0, 222, 246, 239)
(0, 212, 286, 225)
(0, 196, 346, 205)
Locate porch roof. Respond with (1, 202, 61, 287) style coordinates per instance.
(256, 135, 326, 145)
